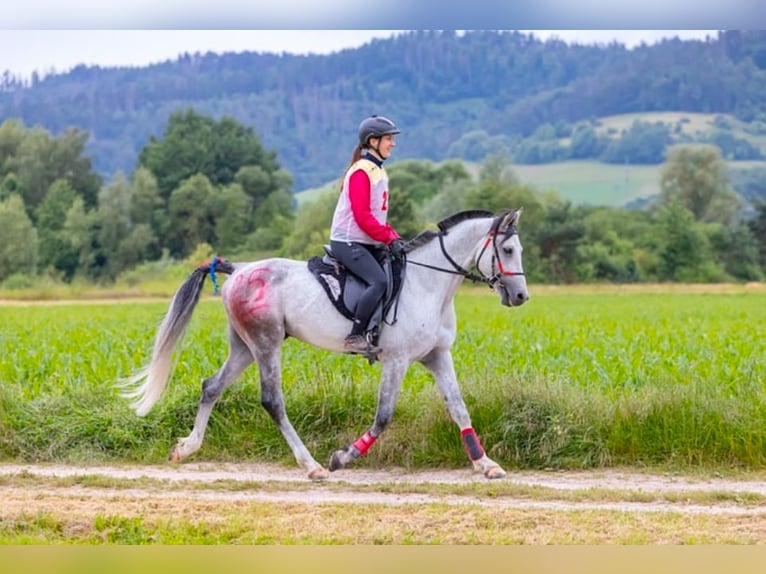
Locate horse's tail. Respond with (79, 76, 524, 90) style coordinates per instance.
(120, 257, 236, 416)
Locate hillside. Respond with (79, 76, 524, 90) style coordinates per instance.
(2, 30, 766, 191)
(297, 110, 766, 207)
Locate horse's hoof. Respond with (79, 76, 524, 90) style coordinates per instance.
(308, 467, 330, 481)
(168, 443, 183, 462)
(484, 466, 507, 479)
(328, 449, 346, 472)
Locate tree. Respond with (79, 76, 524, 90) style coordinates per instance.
(129, 167, 165, 256)
(388, 160, 442, 205)
(535, 200, 586, 283)
(138, 108, 282, 199)
(234, 165, 273, 205)
(0, 120, 26, 172)
(569, 124, 607, 159)
(116, 224, 157, 274)
(5, 126, 101, 215)
(748, 200, 766, 270)
(709, 221, 764, 281)
(446, 130, 513, 162)
(463, 155, 522, 213)
(387, 187, 422, 240)
(601, 120, 672, 164)
(655, 200, 726, 282)
(280, 191, 337, 260)
(575, 207, 642, 282)
(0, 172, 21, 202)
(0, 194, 38, 282)
(422, 179, 471, 222)
(252, 190, 293, 229)
(61, 197, 96, 277)
(167, 174, 218, 257)
(660, 145, 740, 225)
(215, 183, 254, 253)
(92, 173, 133, 280)
(35, 179, 80, 279)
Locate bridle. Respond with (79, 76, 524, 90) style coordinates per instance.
(406, 213, 525, 288)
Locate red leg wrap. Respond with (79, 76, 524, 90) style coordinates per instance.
(352, 430, 377, 456)
(461, 428, 485, 461)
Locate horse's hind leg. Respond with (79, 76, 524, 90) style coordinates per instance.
(253, 343, 330, 481)
(169, 326, 254, 462)
(420, 348, 506, 479)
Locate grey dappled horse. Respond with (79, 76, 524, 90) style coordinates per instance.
(121, 209, 529, 480)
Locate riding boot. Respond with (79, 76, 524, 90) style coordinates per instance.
(344, 334, 381, 355)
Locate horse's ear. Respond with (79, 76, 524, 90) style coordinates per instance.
(501, 207, 523, 229)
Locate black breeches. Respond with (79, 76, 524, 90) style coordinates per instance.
(330, 240, 387, 334)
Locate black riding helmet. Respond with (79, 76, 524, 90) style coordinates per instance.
(358, 115, 401, 147)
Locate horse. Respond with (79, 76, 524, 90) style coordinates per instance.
(120, 208, 529, 480)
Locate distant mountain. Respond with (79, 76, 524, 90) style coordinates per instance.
(2, 30, 766, 191)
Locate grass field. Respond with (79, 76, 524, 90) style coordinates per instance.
(2, 284, 766, 472)
(510, 161, 660, 206)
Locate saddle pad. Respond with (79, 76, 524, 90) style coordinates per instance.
(307, 256, 356, 320)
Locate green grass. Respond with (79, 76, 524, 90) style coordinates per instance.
(3, 494, 766, 544)
(511, 161, 662, 206)
(2, 289, 766, 471)
(0, 508, 737, 545)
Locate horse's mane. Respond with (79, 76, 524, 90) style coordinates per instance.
(406, 210, 495, 251)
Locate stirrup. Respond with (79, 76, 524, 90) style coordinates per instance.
(344, 334, 380, 355)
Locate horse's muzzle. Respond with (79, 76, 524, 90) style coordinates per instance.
(498, 284, 529, 307)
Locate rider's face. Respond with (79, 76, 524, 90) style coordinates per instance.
(371, 134, 396, 159)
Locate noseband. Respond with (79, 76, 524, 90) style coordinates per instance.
(407, 214, 525, 287)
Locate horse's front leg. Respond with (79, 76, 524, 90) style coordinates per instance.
(329, 358, 409, 471)
(420, 347, 506, 479)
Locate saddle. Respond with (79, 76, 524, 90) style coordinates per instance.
(307, 246, 406, 347)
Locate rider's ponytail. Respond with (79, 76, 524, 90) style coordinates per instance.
(340, 144, 364, 190)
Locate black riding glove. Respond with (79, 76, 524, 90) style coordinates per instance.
(389, 239, 407, 259)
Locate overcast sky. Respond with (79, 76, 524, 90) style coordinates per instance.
(0, 30, 718, 80)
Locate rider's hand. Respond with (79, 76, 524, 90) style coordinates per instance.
(389, 239, 407, 259)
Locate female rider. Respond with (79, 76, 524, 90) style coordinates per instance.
(329, 115, 407, 354)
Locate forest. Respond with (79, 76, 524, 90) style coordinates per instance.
(2, 30, 766, 190)
(1, 30, 766, 287)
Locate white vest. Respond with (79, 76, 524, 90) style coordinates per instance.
(330, 158, 390, 245)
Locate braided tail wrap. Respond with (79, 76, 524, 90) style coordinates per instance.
(119, 257, 235, 416)
(209, 255, 235, 295)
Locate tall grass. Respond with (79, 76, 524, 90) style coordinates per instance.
(1, 289, 765, 471)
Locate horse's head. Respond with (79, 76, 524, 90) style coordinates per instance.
(476, 208, 529, 308)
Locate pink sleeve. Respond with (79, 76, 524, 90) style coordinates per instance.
(348, 170, 400, 244)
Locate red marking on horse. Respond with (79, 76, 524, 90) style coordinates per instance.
(228, 267, 272, 325)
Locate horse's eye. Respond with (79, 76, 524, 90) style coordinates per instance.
(503, 247, 514, 256)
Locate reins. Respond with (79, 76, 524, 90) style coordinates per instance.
(382, 253, 406, 327)
(407, 233, 488, 284)
(406, 214, 525, 287)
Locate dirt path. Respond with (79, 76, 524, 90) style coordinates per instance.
(3, 462, 766, 515)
